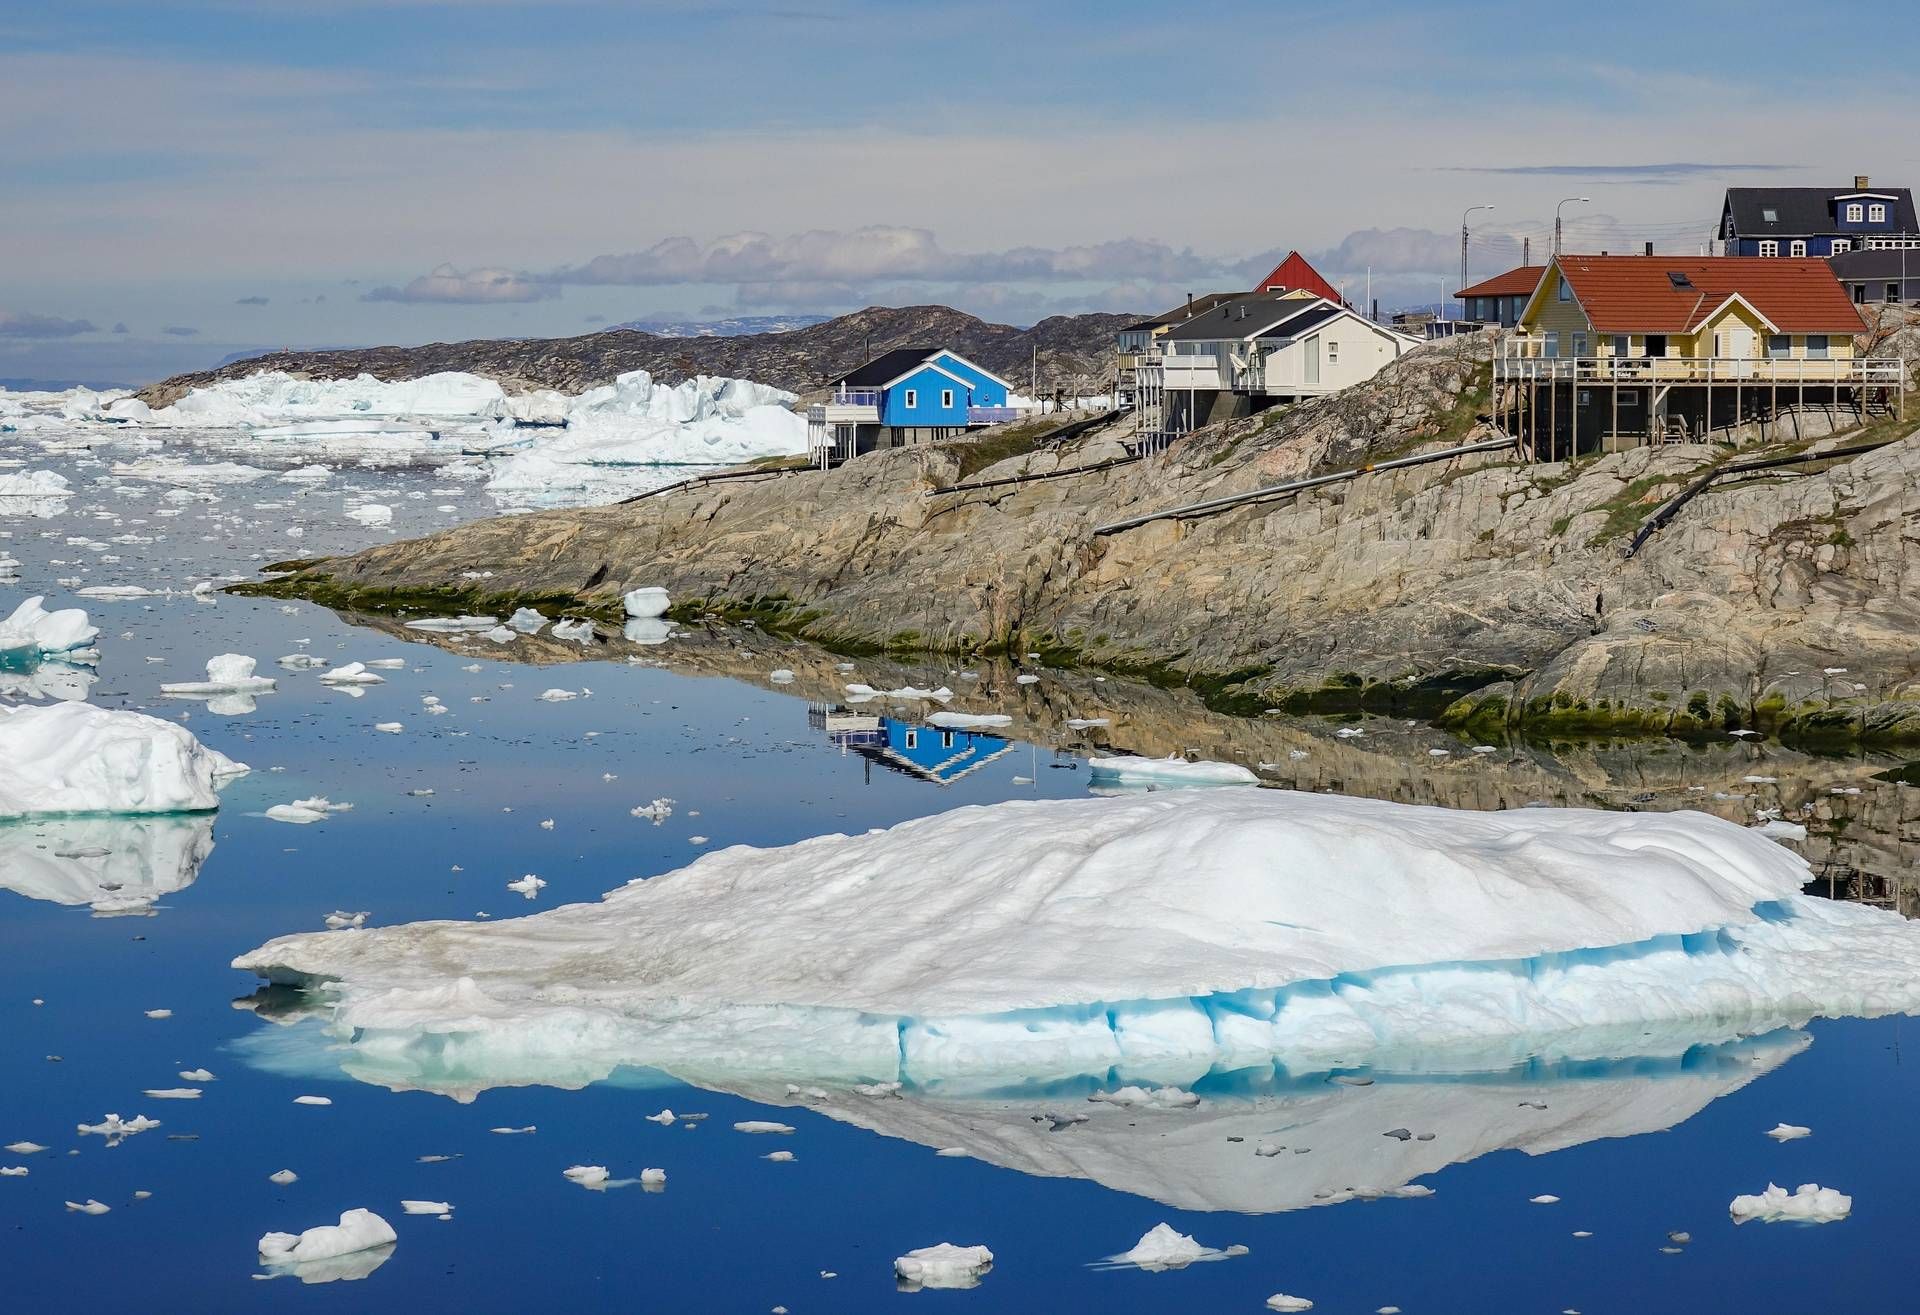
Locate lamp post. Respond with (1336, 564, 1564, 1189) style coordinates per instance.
(1554, 196, 1591, 257)
(1461, 203, 1494, 294)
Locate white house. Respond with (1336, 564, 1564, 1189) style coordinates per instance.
(1134, 293, 1421, 439)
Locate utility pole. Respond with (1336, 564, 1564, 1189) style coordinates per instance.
(1522, 236, 1531, 266)
(1030, 342, 1037, 402)
(1554, 196, 1590, 258)
(1461, 203, 1494, 293)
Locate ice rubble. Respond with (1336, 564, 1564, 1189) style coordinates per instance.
(0, 702, 247, 817)
(231, 791, 1920, 1088)
(1728, 1181, 1851, 1224)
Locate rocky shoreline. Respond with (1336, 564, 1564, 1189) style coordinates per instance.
(239, 334, 1920, 743)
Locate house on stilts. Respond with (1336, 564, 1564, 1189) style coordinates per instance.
(1495, 255, 1903, 458)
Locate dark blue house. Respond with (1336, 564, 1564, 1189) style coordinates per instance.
(1721, 178, 1919, 258)
(807, 347, 1018, 461)
(809, 704, 1015, 785)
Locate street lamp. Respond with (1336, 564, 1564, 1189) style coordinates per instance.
(1461, 203, 1495, 293)
(1555, 196, 1591, 258)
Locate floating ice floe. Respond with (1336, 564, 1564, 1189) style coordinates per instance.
(318, 662, 384, 685)
(344, 504, 393, 527)
(1266, 1294, 1314, 1312)
(400, 1200, 452, 1216)
(232, 792, 1920, 1095)
(926, 711, 1011, 730)
(160, 653, 277, 703)
(537, 688, 580, 702)
(258, 1208, 397, 1273)
(1766, 1123, 1812, 1141)
(506, 874, 547, 899)
(562, 1165, 610, 1188)
(894, 1243, 993, 1291)
(78, 1113, 160, 1144)
(403, 615, 497, 634)
(66, 1199, 111, 1215)
(1728, 1182, 1851, 1224)
(507, 607, 547, 634)
(1102, 1222, 1245, 1271)
(0, 595, 97, 661)
(269, 1169, 298, 1185)
(1086, 755, 1258, 788)
(266, 797, 351, 825)
(0, 703, 246, 817)
(734, 1121, 794, 1135)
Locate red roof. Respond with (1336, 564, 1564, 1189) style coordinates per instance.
(1552, 256, 1866, 334)
(1456, 265, 1545, 299)
(1255, 250, 1342, 303)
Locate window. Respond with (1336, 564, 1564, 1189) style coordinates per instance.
(1571, 332, 1588, 357)
(1758, 240, 1779, 257)
(1646, 334, 1668, 358)
(1542, 330, 1560, 359)
(940, 731, 954, 748)
(1831, 239, 1851, 254)
(940, 389, 954, 409)
(1327, 340, 1339, 364)
(1712, 332, 1722, 355)
(903, 389, 917, 408)
(1789, 240, 1807, 257)
(1869, 203, 1888, 223)
(1767, 335, 1790, 358)
(903, 729, 918, 749)
(1846, 203, 1865, 222)
(1806, 335, 1830, 359)
(1612, 335, 1629, 357)
(1855, 284, 1868, 304)
(1557, 276, 1571, 302)
(1887, 283, 1902, 304)
(1761, 207, 1779, 222)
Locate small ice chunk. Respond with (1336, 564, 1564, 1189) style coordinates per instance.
(400, 1200, 452, 1215)
(66, 1199, 112, 1215)
(489, 1126, 536, 1135)
(1267, 1296, 1315, 1312)
(537, 689, 579, 702)
(1015, 674, 1039, 685)
(623, 587, 670, 619)
(1530, 1194, 1561, 1204)
(4, 1142, 47, 1155)
(769, 669, 794, 683)
(258, 1208, 396, 1266)
(293, 1095, 332, 1106)
(562, 1165, 609, 1188)
(374, 722, 403, 734)
(1065, 717, 1109, 729)
(1087, 1085, 1199, 1110)
(1766, 1123, 1812, 1141)
(764, 1151, 795, 1162)
(631, 798, 673, 822)
(1105, 1223, 1243, 1271)
(325, 911, 369, 930)
(506, 874, 547, 898)
(1729, 1182, 1851, 1224)
(344, 504, 393, 527)
(926, 711, 1012, 729)
(318, 662, 384, 685)
(0, 1167, 27, 1177)
(144, 1009, 172, 1019)
(269, 1169, 298, 1185)
(142, 1088, 202, 1100)
(645, 1109, 676, 1125)
(894, 1242, 993, 1291)
(507, 608, 547, 634)
(733, 1121, 794, 1135)
(551, 618, 595, 644)
(179, 1068, 214, 1082)
(78, 1112, 160, 1143)
(638, 1168, 666, 1187)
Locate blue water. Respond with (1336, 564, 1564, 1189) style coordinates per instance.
(2, 439, 1917, 1311)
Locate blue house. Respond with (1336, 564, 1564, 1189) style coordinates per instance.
(1721, 178, 1919, 258)
(808, 704, 1015, 785)
(807, 346, 1018, 462)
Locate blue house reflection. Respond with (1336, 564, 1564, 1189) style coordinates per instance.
(808, 703, 1016, 785)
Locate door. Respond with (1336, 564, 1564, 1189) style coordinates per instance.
(1725, 326, 1754, 377)
(1305, 336, 1321, 385)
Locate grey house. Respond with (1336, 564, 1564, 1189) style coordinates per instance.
(1828, 248, 1920, 305)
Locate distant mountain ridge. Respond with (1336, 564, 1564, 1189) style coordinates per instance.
(137, 305, 1136, 407)
(604, 314, 830, 337)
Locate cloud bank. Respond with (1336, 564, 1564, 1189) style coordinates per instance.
(362, 263, 558, 304)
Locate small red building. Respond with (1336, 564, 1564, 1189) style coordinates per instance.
(1253, 250, 1343, 303)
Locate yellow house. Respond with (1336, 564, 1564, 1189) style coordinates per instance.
(1494, 255, 1897, 454)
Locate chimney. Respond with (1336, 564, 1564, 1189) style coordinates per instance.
(1856, 174, 1871, 189)
(1644, 241, 1654, 256)
(1186, 293, 1194, 319)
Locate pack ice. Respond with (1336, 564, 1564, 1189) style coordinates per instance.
(233, 792, 1920, 1082)
(0, 703, 247, 817)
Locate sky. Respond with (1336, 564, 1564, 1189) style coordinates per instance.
(5, 0, 1920, 385)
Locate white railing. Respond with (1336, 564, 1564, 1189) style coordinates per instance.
(831, 388, 883, 407)
(1496, 351, 1902, 386)
(966, 407, 1019, 425)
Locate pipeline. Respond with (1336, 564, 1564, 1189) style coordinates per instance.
(1622, 436, 1906, 559)
(616, 463, 805, 506)
(1091, 435, 1517, 537)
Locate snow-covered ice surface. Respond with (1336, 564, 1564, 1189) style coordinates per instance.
(0, 702, 246, 816)
(233, 791, 1920, 1084)
(8, 419, 1920, 1310)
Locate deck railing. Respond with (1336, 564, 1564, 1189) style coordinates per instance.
(966, 406, 1019, 425)
(830, 388, 883, 407)
(1495, 352, 1903, 386)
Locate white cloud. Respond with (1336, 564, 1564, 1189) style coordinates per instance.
(362, 263, 558, 304)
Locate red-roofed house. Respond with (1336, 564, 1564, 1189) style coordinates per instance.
(1253, 251, 1343, 303)
(1455, 265, 1545, 327)
(1496, 255, 1900, 455)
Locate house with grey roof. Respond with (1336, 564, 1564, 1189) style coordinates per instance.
(1133, 293, 1420, 441)
(1828, 248, 1920, 306)
(1721, 178, 1919, 258)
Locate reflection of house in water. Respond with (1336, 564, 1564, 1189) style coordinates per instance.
(808, 703, 1017, 785)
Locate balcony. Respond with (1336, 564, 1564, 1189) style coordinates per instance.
(1154, 352, 1224, 391)
(1495, 350, 1903, 387)
(808, 388, 881, 426)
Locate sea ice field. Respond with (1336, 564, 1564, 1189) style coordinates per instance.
(4, 396, 1920, 1311)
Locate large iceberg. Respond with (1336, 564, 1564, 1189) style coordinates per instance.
(233, 792, 1920, 1083)
(0, 702, 248, 817)
(0, 596, 97, 662)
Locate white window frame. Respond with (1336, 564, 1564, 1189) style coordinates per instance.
(940, 389, 954, 409)
(1831, 238, 1851, 254)
(1846, 203, 1865, 222)
(1789, 239, 1807, 257)
(1612, 334, 1629, 357)
(1869, 203, 1888, 223)
(1758, 240, 1779, 257)
(1542, 330, 1560, 359)
(1571, 332, 1588, 357)
(1327, 340, 1339, 364)
(1556, 276, 1571, 302)
(902, 388, 918, 409)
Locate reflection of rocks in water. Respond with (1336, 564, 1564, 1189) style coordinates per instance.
(336, 610, 1920, 905)
(0, 813, 215, 915)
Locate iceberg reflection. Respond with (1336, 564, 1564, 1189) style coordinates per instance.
(0, 813, 216, 915)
